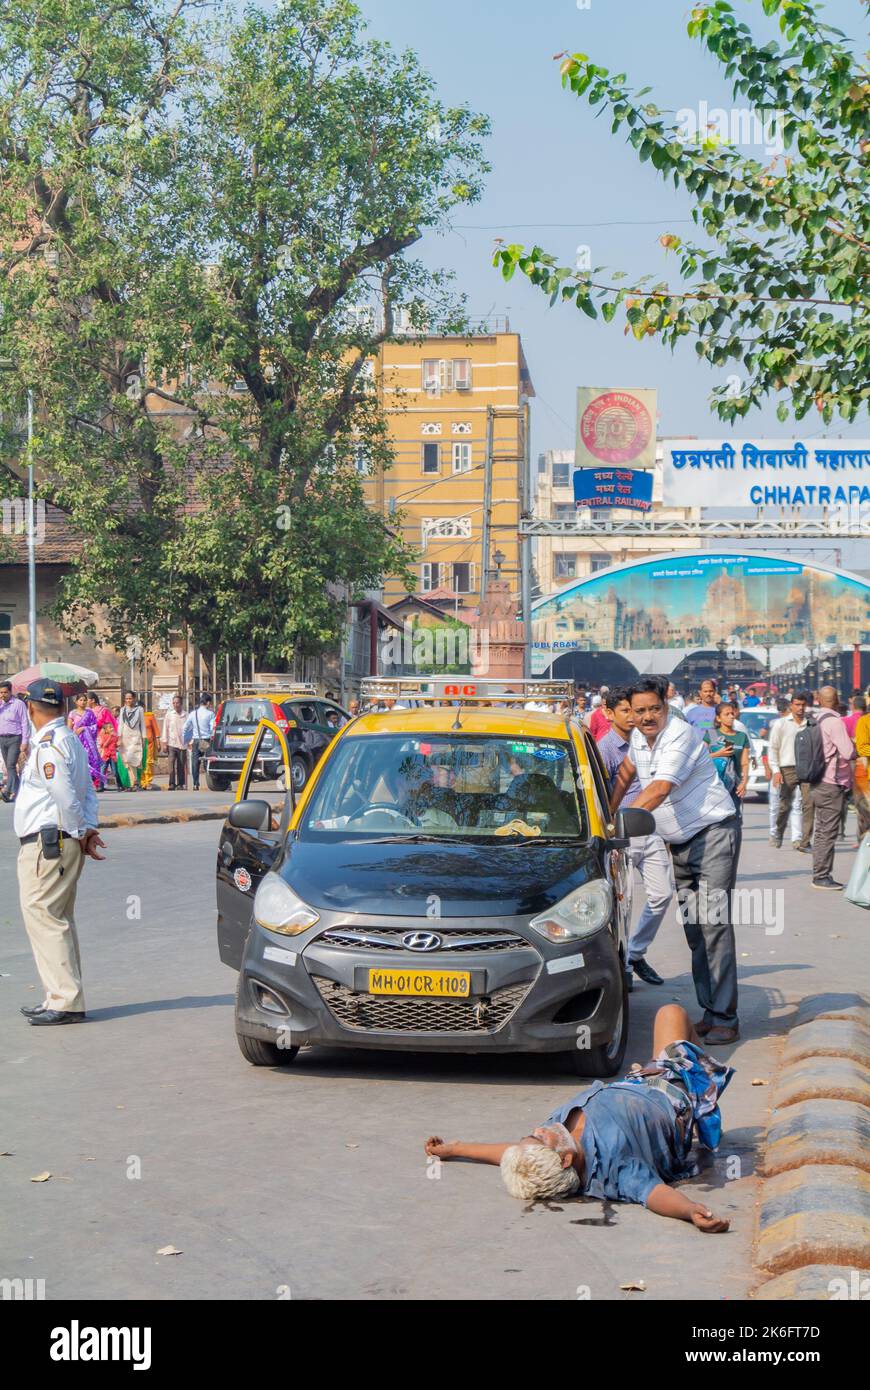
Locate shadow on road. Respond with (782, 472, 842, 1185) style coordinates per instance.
(88, 993, 234, 1020)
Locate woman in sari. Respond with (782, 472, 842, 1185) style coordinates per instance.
(88, 692, 118, 788)
(67, 693, 105, 791)
(141, 707, 162, 790)
(117, 690, 146, 791)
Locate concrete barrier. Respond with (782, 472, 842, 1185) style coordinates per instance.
(754, 1264, 870, 1300)
(782, 1018, 870, 1067)
(772, 1057, 870, 1109)
(755, 1164, 870, 1276)
(752, 992, 870, 1298)
(761, 1099, 870, 1176)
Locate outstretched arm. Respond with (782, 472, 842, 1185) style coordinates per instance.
(424, 1137, 512, 1164)
(646, 1183, 729, 1232)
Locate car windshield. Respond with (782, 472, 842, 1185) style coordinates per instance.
(740, 710, 776, 737)
(298, 733, 587, 841)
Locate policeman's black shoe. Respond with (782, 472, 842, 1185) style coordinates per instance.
(812, 876, 844, 891)
(631, 958, 664, 986)
(28, 1009, 86, 1026)
(20, 1004, 46, 1017)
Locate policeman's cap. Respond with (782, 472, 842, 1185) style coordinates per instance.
(23, 678, 65, 707)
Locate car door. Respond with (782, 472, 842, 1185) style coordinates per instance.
(580, 727, 633, 951)
(216, 719, 291, 969)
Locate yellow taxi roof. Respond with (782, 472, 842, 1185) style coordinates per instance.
(348, 706, 583, 742)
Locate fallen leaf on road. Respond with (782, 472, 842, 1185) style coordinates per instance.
(345, 1143, 359, 1149)
(156, 1245, 182, 1256)
(830, 934, 842, 939)
(620, 1279, 646, 1292)
(751, 1078, 768, 1086)
(31, 1171, 51, 1182)
(0, 1151, 14, 1157)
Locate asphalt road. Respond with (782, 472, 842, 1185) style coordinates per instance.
(0, 799, 866, 1301)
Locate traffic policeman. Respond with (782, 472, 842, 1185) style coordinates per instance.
(14, 679, 106, 1026)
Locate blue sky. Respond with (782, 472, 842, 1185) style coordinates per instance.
(356, 0, 865, 457)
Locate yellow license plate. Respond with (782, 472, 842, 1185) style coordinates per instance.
(368, 968, 470, 998)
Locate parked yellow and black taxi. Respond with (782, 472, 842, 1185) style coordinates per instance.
(215, 680, 655, 1076)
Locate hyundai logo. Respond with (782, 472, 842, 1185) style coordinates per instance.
(402, 931, 443, 952)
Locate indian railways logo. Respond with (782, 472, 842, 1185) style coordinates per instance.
(402, 931, 443, 952)
(580, 391, 652, 464)
(234, 867, 252, 892)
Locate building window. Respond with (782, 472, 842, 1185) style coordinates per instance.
(554, 553, 577, 580)
(0, 613, 10, 649)
(421, 562, 440, 591)
(452, 562, 475, 593)
(422, 442, 440, 474)
(552, 461, 571, 487)
(421, 359, 471, 393)
(454, 358, 472, 391)
(589, 555, 611, 573)
(452, 442, 472, 474)
(353, 444, 370, 475)
(554, 503, 576, 520)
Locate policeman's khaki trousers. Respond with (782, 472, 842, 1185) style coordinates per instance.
(18, 836, 86, 1013)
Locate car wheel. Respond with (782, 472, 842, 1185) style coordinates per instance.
(236, 1030, 299, 1067)
(290, 755, 309, 794)
(565, 969, 629, 1078)
(206, 773, 231, 792)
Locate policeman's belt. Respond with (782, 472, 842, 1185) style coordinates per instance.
(19, 828, 60, 847)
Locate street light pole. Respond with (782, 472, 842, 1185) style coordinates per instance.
(26, 388, 37, 665)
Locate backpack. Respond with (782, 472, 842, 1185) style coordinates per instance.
(794, 717, 826, 785)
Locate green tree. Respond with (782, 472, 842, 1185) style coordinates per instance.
(495, 0, 868, 423)
(0, 0, 490, 668)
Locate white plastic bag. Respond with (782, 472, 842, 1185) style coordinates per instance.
(845, 832, 870, 909)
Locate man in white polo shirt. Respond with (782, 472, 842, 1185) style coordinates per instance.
(610, 678, 741, 1045)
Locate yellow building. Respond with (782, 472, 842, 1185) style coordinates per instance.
(367, 320, 535, 611)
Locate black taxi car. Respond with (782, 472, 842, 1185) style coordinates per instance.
(215, 679, 655, 1076)
(205, 684, 349, 792)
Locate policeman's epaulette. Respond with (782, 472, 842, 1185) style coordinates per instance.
(39, 731, 56, 745)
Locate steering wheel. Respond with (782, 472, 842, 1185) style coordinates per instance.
(346, 803, 418, 830)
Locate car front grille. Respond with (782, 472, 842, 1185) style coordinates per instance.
(316, 927, 534, 954)
(310, 976, 531, 1034)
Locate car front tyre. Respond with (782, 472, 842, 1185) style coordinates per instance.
(236, 1030, 300, 1067)
(565, 967, 629, 1078)
(206, 772, 232, 791)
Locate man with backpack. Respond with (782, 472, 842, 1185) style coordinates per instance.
(800, 686, 857, 890)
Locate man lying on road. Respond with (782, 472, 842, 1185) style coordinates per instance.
(424, 1005, 733, 1230)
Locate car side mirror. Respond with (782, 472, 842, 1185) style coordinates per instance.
(228, 799, 272, 833)
(615, 808, 657, 840)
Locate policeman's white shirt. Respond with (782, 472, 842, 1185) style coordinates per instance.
(629, 712, 735, 845)
(13, 716, 99, 840)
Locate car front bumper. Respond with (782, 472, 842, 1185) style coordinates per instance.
(234, 911, 624, 1055)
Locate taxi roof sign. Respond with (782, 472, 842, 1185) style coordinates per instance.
(359, 677, 574, 704)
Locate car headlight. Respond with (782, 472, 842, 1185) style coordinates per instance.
(528, 879, 612, 944)
(253, 873, 319, 936)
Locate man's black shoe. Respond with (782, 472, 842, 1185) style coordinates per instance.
(795, 844, 813, 854)
(812, 876, 844, 891)
(20, 1004, 45, 1017)
(631, 958, 664, 986)
(28, 1009, 86, 1026)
